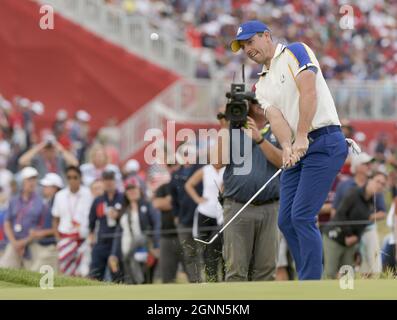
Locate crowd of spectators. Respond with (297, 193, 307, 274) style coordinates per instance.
(104, 0, 397, 81)
(0, 92, 396, 282)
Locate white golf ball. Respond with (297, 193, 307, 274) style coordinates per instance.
(150, 33, 159, 41)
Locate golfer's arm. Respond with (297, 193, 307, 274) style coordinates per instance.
(265, 106, 293, 149)
(185, 169, 204, 204)
(295, 70, 317, 137)
(257, 140, 282, 168)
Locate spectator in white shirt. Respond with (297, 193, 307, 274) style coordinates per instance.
(52, 166, 93, 276)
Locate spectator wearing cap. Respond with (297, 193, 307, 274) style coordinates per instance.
(152, 162, 183, 283)
(19, 135, 79, 182)
(108, 177, 160, 284)
(123, 159, 147, 198)
(0, 167, 47, 270)
(70, 110, 91, 163)
(88, 169, 124, 281)
(332, 152, 386, 276)
(323, 172, 388, 279)
(52, 166, 93, 276)
(26, 173, 64, 272)
(80, 144, 122, 190)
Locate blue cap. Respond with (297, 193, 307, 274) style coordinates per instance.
(230, 20, 271, 52)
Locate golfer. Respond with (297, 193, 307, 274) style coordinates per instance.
(231, 20, 348, 280)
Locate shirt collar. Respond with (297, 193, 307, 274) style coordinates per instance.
(257, 43, 286, 76)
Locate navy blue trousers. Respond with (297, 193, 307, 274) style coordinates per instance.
(278, 130, 348, 280)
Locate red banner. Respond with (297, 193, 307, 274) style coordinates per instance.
(0, 0, 179, 133)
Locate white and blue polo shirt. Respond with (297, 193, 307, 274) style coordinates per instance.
(255, 42, 341, 136)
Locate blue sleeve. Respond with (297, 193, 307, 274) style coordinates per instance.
(286, 42, 318, 74)
(375, 193, 386, 212)
(4, 200, 13, 222)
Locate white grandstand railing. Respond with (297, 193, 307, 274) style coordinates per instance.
(36, 0, 217, 78)
(118, 79, 397, 160)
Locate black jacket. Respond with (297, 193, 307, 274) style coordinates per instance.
(169, 164, 202, 227)
(324, 186, 374, 246)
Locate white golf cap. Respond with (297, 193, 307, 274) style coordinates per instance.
(350, 152, 374, 174)
(20, 166, 39, 180)
(1, 100, 11, 111)
(40, 173, 64, 189)
(76, 110, 91, 122)
(31, 101, 44, 115)
(56, 109, 68, 121)
(19, 98, 30, 108)
(124, 159, 140, 173)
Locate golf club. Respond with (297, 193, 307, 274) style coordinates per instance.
(194, 167, 283, 245)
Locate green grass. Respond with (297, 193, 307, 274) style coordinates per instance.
(0, 268, 397, 299)
(0, 268, 103, 288)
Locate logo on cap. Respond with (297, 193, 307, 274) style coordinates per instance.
(237, 27, 243, 36)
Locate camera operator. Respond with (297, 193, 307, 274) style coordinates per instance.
(19, 134, 79, 181)
(214, 92, 282, 282)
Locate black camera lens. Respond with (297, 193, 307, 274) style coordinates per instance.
(231, 107, 242, 116)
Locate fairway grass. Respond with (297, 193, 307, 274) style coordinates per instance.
(1, 279, 397, 300)
(0, 268, 103, 288)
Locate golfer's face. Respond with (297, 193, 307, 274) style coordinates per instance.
(241, 33, 269, 64)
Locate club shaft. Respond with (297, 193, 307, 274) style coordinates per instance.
(198, 168, 282, 245)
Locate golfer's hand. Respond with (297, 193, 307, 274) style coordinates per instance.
(243, 117, 261, 143)
(282, 144, 299, 168)
(292, 134, 309, 159)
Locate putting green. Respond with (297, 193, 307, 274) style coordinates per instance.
(1, 280, 397, 300)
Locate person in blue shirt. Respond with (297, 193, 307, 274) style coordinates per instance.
(0, 167, 47, 270)
(26, 173, 64, 272)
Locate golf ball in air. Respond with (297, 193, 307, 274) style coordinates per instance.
(150, 33, 159, 41)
